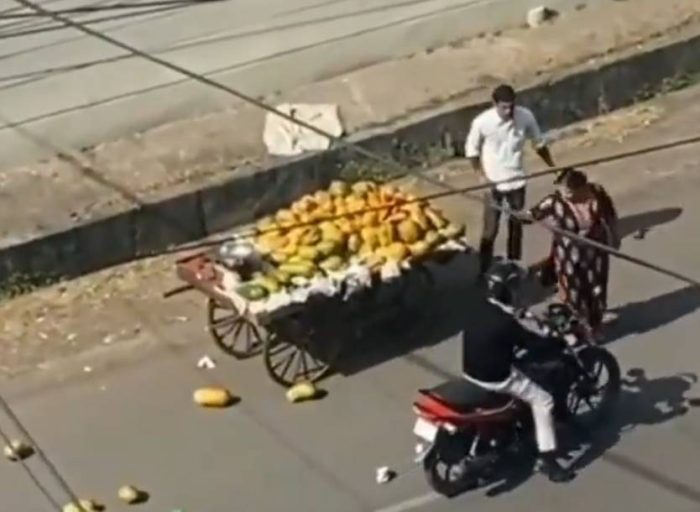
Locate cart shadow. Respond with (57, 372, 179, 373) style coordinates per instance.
(484, 368, 700, 498)
(334, 252, 482, 376)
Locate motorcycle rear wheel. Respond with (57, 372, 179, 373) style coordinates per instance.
(423, 448, 479, 498)
(566, 347, 621, 426)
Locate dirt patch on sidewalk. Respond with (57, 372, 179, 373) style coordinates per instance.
(1, 86, 690, 378)
(1, 0, 698, 246)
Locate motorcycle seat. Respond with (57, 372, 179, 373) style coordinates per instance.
(422, 378, 513, 413)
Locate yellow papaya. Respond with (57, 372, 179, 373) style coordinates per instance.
(424, 207, 448, 229)
(397, 219, 423, 244)
(362, 210, 379, 226)
(408, 240, 430, 258)
(286, 382, 318, 403)
(118, 485, 148, 505)
(329, 180, 350, 198)
(3, 440, 33, 461)
(377, 224, 396, 247)
(270, 251, 288, 264)
(384, 242, 409, 262)
(351, 180, 375, 197)
(255, 215, 275, 232)
(408, 209, 430, 231)
(256, 275, 282, 294)
(347, 233, 361, 253)
(424, 230, 444, 248)
(272, 270, 292, 285)
(365, 253, 386, 272)
(367, 192, 383, 209)
(440, 223, 466, 240)
(193, 387, 235, 408)
(319, 255, 345, 272)
(297, 246, 320, 261)
(314, 190, 332, 204)
(280, 242, 299, 257)
(379, 184, 398, 200)
(275, 208, 296, 223)
(360, 227, 380, 249)
(286, 227, 305, 244)
(256, 233, 286, 253)
(336, 219, 354, 235)
(387, 210, 408, 223)
(279, 261, 317, 279)
(300, 227, 322, 246)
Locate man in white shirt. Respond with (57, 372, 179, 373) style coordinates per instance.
(465, 84, 554, 278)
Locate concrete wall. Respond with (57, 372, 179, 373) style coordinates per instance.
(0, 0, 607, 168)
(2, 31, 700, 288)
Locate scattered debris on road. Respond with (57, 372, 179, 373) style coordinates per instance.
(118, 484, 149, 505)
(193, 387, 237, 408)
(286, 382, 320, 403)
(375, 466, 396, 484)
(3, 439, 34, 461)
(196, 355, 216, 370)
(526, 6, 558, 28)
(62, 498, 104, 512)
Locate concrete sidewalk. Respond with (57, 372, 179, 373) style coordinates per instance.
(2, 0, 700, 289)
(1, 86, 700, 512)
(0, 0, 605, 168)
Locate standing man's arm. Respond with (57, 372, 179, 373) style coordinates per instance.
(465, 116, 484, 174)
(525, 110, 555, 167)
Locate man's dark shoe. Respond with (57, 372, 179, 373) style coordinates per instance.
(540, 453, 576, 483)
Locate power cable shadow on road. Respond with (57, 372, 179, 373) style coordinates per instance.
(483, 368, 700, 499)
(566, 369, 700, 504)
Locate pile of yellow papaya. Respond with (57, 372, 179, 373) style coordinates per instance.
(236, 180, 464, 301)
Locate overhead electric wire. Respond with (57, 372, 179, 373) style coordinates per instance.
(0, 393, 87, 511)
(13, 0, 700, 290)
(0, 421, 64, 511)
(173, 133, 700, 248)
(0, 0, 214, 19)
(2, 1, 699, 508)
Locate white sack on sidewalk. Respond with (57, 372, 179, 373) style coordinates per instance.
(263, 103, 343, 156)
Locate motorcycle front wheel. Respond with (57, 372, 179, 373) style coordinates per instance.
(566, 347, 621, 426)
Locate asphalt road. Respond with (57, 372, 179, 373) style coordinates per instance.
(1, 150, 700, 511)
(1, 92, 700, 510)
(0, 0, 601, 166)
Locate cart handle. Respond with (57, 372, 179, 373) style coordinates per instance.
(162, 284, 194, 299)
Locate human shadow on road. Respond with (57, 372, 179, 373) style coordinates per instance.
(604, 285, 700, 344)
(617, 206, 683, 240)
(483, 368, 700, 499)
(563, 368, 700, 504)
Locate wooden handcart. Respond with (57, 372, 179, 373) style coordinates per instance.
(174, 242, 468, 388)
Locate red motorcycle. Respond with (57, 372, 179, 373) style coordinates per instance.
(412, 303, 621, 496)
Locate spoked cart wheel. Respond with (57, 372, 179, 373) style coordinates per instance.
(207, 298, 264, 359)
(263, 313, 342, 387)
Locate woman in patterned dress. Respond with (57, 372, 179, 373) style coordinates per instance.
(527, 168, 620, 340)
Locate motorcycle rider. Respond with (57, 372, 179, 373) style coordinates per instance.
(462, 261, 575, 483)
